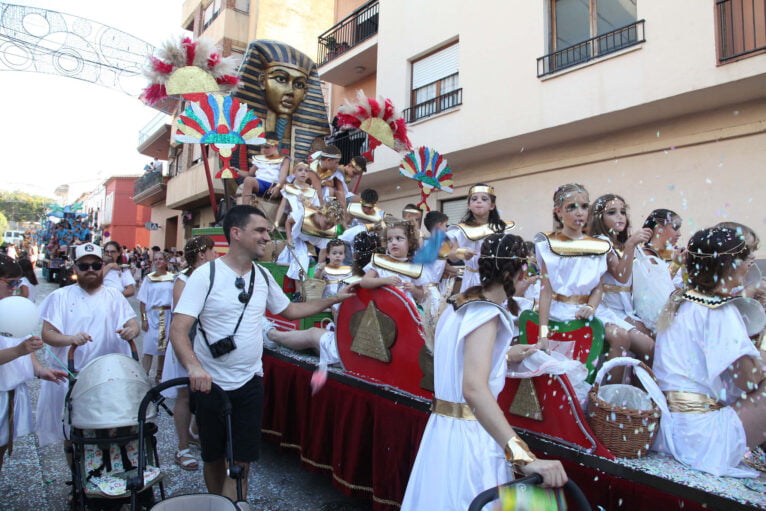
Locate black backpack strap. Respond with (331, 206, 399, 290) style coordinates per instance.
(197, 261, 216, 345)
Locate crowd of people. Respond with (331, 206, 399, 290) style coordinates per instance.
(0, 154, 764, 509)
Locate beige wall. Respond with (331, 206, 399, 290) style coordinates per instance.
(368, 100, 766, 258)
(329, 72, 376, 117)
(246, 0, 334, 59)
(149, 205, 182, 251)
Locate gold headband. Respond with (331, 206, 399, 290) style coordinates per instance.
(403, 208, 422, 215)
(469, 185, 495, 196)
(350, 160, 364, 172)
(361, 201, 377, 208)
(265, 139, 280, 146)
(321, 152, 341, 159)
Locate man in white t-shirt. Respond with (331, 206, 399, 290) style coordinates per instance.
(170, 205, 356, 501)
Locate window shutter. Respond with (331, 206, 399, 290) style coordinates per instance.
(412, 43, 459, 89)
(441, 197, 467, 225)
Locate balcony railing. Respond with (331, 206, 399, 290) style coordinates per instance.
(138, 112, 171, 147)
(537, 20, 645, 77)
(717, 0, 766, 62)
(317, 0, 379, 66)
(403, 88, 463, 123)
(134, 170, 164, 197)
(327, 128, 369, 165)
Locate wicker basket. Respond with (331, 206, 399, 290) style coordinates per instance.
(586, 360, 661, 458)
(299, 278, 326, 302)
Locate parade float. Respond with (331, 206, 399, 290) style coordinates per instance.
(143, 35, 766, 511)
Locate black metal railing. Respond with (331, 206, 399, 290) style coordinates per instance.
(717, 0, 766, 62)
(134, 170, 164, 197)
(537, 20, 645, 77)
(327, 128, 369, 165)
(317, 0, 379, 66)
(403, 88, 463, 123)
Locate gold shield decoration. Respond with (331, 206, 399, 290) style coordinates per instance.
(349, 302, 396, 363)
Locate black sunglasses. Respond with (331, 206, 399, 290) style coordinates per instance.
(235, 277, 250, 304)
(77, 262, 103, 271)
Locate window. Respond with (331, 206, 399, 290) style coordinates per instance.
(234, 0, 249, 14)
(717, 0, 766, 62)
(441, 197, 468, 226)
(540, 0, 642, 75)
(406, 43, 462, 122)
(203, 0, 222, 31)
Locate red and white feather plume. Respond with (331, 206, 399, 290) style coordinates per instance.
(336, 90, 412, 161)
(140, 36, 240, 106)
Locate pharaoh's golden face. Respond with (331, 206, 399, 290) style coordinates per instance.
(259, 65, 308, 116)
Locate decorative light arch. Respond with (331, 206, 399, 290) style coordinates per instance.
(0, 2, 154, 97)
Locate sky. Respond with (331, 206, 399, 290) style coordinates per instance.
(0, 0, 185, 201)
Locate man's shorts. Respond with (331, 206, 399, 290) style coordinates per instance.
(192, 374, 264, 463)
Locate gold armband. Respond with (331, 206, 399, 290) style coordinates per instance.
(504, 436, 537, 468)
(538, 325, 549, 338)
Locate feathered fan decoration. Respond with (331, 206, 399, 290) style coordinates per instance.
(399, 147, 454, 211)
(336, 91, 412, 161)
(140, 36, 240, 106)
(174, 93, 265, 178)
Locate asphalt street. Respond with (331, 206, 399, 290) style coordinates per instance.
(0, 272, 371, 510)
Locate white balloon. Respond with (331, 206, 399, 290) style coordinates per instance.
(0, 296, 40, 338)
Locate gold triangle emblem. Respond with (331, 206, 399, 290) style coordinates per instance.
(508, 378, 543, 421)
(350, 301, 396, 362)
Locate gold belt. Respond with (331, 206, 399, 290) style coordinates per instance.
(464, 266, 479, 273)
(665, 391, 724, 413)
(603, 284, 631, 294)
(552, 292, 590, 305)
(152, 305, 171, 310)
(431, 398, 477, 421)
(425, 283, 439, 288)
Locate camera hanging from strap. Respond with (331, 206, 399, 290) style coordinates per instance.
(197, 262, 258, 355)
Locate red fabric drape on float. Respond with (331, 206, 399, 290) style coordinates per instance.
(262, 354, 713, 511)
(262, 354, 428, 510)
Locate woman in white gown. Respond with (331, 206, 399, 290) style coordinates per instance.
(401, 234, 566, 511)
(654, 226, 766, 477)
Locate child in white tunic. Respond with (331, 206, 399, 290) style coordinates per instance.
(361, 219, 425, 305)
(653, 226, 766, 477)
(536, 184, 653, 368)
(446, 184, 514, 292)
(401, 234, 566, 511)
(275, 161, 321, 281)
(588, 194, 654, 335)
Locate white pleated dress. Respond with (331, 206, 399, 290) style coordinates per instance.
(401, 300, 514, 511)
(653, 300, 760, 477)
(534, 234, 634, 337)
(600, 247, 641, 322)
(276, 186, 321, 280)
(0, 334, 35, 446)
(445, 226, 484, 292)
(137, 275, 174, 356)
(161, 273, 187, 398)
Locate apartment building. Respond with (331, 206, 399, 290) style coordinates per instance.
(135, 0, 334, 249)
(318, 0, 766, 255)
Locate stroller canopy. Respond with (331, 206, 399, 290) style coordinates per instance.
(70, 353, 157, 429)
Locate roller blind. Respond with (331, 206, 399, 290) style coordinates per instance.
(441, 197, 467, 225)
(412, 43, 459, 89)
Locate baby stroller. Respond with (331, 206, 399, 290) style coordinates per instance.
(468, 474, 591, 511)
(129, 378, 248, 511)
(65, 340, 162, 510)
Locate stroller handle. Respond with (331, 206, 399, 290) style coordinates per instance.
(67, 338, 138, 374)
(129, 378, 242, 507)
(467, 473, 591, 511)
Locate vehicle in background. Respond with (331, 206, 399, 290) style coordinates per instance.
(3, 230, 24, 247)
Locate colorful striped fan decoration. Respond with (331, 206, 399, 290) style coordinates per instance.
(399, 147, 454, 211)
(174, 93, 266, 178)
(337, 90, 412, 161)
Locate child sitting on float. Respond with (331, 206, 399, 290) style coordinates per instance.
(446, 184, 513, 292)
(535, 184, 653, 374)
(653, 226, 766, 477)
(361, 218, 425, 305)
